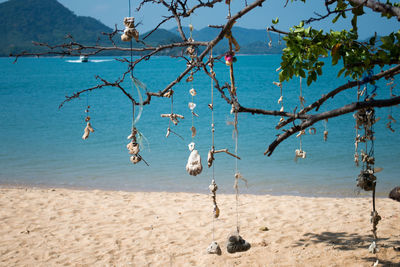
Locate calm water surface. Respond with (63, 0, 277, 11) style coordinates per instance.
(0, 55, 399, 197)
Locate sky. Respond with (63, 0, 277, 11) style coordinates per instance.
(2, 0, 399, 38)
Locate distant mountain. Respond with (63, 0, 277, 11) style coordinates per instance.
(0, 0, 282, 57)
(0, 0, 182, 56)
(0, 0, 113, 56)
(169, 26, 285, 54)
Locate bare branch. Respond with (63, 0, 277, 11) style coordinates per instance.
(349, 0, 400, 21)
(276, 64, 400, 129)
(265, 96, 400, 156)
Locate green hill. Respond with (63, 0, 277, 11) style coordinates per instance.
(0, 0, 281, 57)
(0, 0, 114, 56)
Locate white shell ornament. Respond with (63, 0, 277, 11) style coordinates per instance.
(189, 88, 197, 96)
(188, 102, 196, 111)
(186, 142, 203, 176)
(82, 122, 94, 140)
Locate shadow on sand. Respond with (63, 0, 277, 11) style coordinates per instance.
(294, 232, 400, 266)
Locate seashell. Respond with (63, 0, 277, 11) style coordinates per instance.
(227, 234, 251, 254)
(208, 104, 213, 110)
(130, 155, 141, 164)
(186, 75, 193, 82)
(372, 260, 379, 267)
(189, 24, 193, 32)
(280, 106, 284, 112)
(276, 66, 282, 72)
(186, 149, 203, 176)
(121, 33, 132, 42)
(308, 128, 316, 135)
(368, 241, 378, 254)
(209, 180, 218, 193)
(268, 40, 272, 47)
(323, 130, 328, 141)
(127, 142, 139, 155)
(277, 96, 283, 104)
(189, 88, 197, 96)
(85, 116, 91, 122)
(124, 17, 135, 28)
(166, 127, 171, 138)
(279, 117, 284, 123)
(186, 46, 195, 55)
(207, 150, 214, 168)
(273, 81, 282, 87)
(206, 241, 221, 255)
(82, 122, 94, 140)
(164, 89, 173, 98)
(188, 142, 195, 152)
(213, 204, 220, 218)
(295, 149, 306, 161)
(296, 130, 305, 138)
(354, 153, 359, 166)
(188, 102, 196, 111)
(191, 126, 196, 138)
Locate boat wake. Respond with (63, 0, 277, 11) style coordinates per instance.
(66, 59, 113, 63)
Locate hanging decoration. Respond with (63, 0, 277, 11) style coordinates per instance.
(121, 17, 139, 42)
(123, 0, 148, 166)
(386, 78, 396, 132)
(323, 119, 328, 141)
(295, 77, 306, 162)
(161, 89, 184, 139)
(185, 23, 203, 176)
(222, 14, 250, 253)
(82, 105, 94, 140)
(354, 72, 381, 255)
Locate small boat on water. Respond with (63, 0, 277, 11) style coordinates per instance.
(80, 55, 89, 63)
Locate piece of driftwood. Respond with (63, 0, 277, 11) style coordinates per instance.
(161, 113, 184, 125)
(207, 148, 241, 168)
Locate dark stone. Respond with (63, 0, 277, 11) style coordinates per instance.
(227, 234, 251, 254)
(389, 186, 400, 202)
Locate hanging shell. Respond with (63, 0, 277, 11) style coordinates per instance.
(323, 130, 328, 141)
(209, 180, 218, 193)
(295, 149, 306, 160)
(191, 126, 197, 138)
(82, 122, 94, 140)
(121, 17, 139, 42)
(186, 148, 203, 176)
(188, 102, 196, 111)
(130, 155, 141, 164)
(127, 142, 140, 155)
(207, 150, 215, 168)
(213, 204, 220, 218)
(189, 88, 197, 96)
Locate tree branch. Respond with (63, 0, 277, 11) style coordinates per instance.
(265, 96, 400, 156)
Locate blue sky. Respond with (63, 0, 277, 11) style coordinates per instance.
(2, 0, 398, 38)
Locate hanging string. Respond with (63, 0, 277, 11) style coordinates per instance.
(210, 48, 216, 241)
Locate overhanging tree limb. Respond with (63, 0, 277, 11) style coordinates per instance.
(265, 96, 400, 156)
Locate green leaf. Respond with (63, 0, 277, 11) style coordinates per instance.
(337, 68, 345, 77)
(299, 69, 306, 78)
(307, 75, 312, 86)
(332, 14, 340, 23)
(272, 17, 279, 24)
(279, 70, 285, 82)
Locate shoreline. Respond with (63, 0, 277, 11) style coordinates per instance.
(0, 182, 394, 199)
(1, 187, 399, 266)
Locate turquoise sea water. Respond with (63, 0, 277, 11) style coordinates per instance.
(0, 55, 399, 197)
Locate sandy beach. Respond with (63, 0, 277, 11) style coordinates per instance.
(0, 187, 399, 266)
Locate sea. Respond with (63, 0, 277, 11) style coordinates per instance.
(0, 55, 399, 197)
